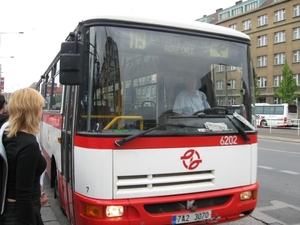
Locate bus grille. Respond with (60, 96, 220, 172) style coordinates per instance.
(116, 170, 215, 197)
(144, 195, 231, 213)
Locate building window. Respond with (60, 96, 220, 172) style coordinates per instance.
(274, 53, 285, 65)
(294, 74, 300, 86)
(245, 2, 258, 11)
(274, 97, 280, 104)
(232, 7, 242, 16)
(229, 23, 237, 30)
(216, 80, 223, 90)
(273, 75, 282, 87)
(257, 35, 267, 46)
(275, 9, 285, 22)
(228, 97, 236, 105)
(257, 56, 267, 67)
(294, 4, 300, 17)
(217, 65, 224, 72)
(258, 14, 268, 26)
(147, 87, 150, 95)
(217, 98, 223, 106)
(242, 19, 251, 30)
(294, 27, 300, 40)
(258, 76, 267, 88)
(229, 66, 236, 71)
(220, 12, 230, 20)
(227, 79, 236, 89)
(274, 31, 286, 43)
(294, 50, 300, 63)
(151, 86, 155, 94)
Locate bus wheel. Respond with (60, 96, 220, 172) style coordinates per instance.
(260, 120, 268, 127)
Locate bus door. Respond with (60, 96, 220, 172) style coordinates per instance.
(61, 85, 76, 224)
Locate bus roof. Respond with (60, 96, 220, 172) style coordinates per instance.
(81, 14, 251, 41)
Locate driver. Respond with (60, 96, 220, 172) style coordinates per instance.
(173, 75, 210, 116)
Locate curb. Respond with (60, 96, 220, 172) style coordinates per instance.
(252, 200, 300, 225)
(258, 135, 300, 143)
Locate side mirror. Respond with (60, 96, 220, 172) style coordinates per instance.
(60, 41, 84, 85)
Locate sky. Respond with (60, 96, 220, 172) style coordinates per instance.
(0, 0, 235, 92)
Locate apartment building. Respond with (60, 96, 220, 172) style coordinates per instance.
(197, 0, 300, 106)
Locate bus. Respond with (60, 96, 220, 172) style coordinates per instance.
(36, 15, 258, 225)
(256, 103, 298, 127)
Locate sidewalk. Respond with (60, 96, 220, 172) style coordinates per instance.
(41, 183, 60, 225)
(41, 204, 60, 225)
(258, 127, 300, 143)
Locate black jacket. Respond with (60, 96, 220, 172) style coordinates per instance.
(0, 114, 8, 128)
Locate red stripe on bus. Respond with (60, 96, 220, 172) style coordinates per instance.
(42, 114, 62, 129)
(74, 134, 257, 149)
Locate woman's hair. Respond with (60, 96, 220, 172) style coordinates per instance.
(7, 88, 45, 137)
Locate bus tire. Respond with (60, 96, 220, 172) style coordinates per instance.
(260, 120, 267, 127)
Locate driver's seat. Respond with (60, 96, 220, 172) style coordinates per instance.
(141, 101, 156, 130)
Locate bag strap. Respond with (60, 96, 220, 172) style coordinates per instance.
(0, 121, 9, 215)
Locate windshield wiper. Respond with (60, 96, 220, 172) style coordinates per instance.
(115, 123, 191, 146)
(226, 115, 250, 142)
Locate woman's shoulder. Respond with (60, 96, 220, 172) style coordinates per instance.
(4, 132, 38, 150)
(17, 132, 38, 145)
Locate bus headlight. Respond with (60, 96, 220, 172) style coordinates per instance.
(106, 206, 124, 217)
(240, 191, 252, 200)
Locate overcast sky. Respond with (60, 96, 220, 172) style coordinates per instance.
(0, 0, 235, 92)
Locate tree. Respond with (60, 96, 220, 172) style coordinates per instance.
(274, 60, 298, 104)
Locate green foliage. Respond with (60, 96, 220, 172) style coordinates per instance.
(274, 60, 298, 104)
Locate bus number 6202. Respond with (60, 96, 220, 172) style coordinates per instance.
(220, 136, 238, 145)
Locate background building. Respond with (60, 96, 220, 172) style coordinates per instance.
(197, 0, 300, 106)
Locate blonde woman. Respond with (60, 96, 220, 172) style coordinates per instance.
(2, 88, 46, 225)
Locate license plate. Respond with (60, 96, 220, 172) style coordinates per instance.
(172, 210, 212, 224)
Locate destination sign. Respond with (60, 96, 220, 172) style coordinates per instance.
(126, 30, 229, 58)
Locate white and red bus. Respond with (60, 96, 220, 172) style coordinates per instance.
(36, 15, 258, 225)
(256, 103, 298, 127)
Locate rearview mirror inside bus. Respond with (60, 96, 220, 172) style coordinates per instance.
(60, 41, 84, 85)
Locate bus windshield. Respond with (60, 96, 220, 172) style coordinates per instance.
(76, 25, 254, 133)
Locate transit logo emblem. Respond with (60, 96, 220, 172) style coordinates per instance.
(180, 149, 202, 170)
